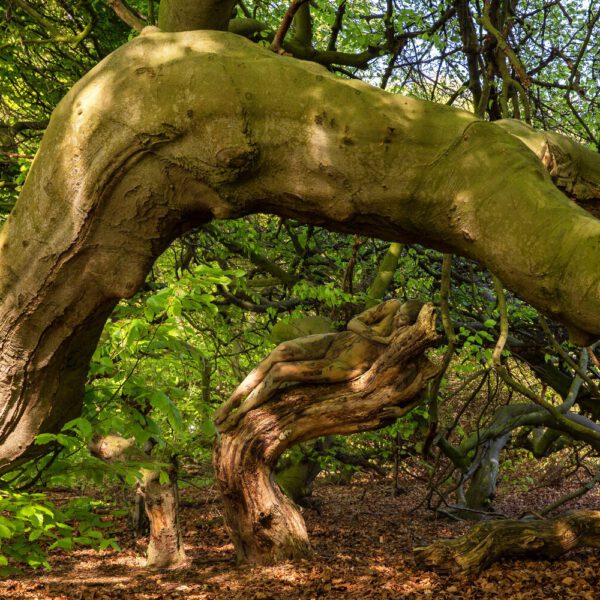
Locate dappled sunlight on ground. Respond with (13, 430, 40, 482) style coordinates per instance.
(1, 470, 599, 598)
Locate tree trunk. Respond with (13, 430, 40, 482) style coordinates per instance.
(130, 486, 149, 536)
(213, 305, 440, 564)
(89, 435, 187, 568)
(464, 432, 511, 514)
(2, 31, 600, 468)
(415, 510, 600, 573)
(274, 437, 333, 503)
(215, 441, 313, 564)
(143, 469, 187, 569)
(158, 0, 237, 32)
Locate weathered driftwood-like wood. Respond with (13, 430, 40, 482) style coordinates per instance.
(414, 509, 600, 573)
(89, 435, 187, 568)
(142, 469, 187, 568)
(213, 305, 439, 565)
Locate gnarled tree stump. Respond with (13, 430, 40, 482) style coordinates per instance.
(414, 509, 600, 573)
(89, 435, 187, 568)
(213, 304, 440, 564)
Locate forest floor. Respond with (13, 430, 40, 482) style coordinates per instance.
(1, 462, 599, 600)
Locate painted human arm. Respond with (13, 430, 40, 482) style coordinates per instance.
(347, 300, 399, 344)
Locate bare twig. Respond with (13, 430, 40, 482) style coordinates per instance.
(105, 0, 146, 32)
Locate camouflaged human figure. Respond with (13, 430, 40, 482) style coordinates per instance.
(214, 299, 424, 430)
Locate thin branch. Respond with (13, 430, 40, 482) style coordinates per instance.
(105, 0, 146, 32)
(540, 470, 600, 515)
(539, 316, 598, 395)
(327, 0, 346, 52)
(491, 274, 508, 366)
(271, 0, 310, 55)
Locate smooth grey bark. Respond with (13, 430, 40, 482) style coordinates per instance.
(464, 432, 511, 513)
(438, 400, 600, 514)
(1, 31, 600, 468)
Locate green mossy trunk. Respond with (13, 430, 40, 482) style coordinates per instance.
(463, 433, 511, 515)
(1, 31, 600, 467)
(158, 0, 237, 32)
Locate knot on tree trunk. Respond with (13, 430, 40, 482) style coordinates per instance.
(213, 304, 440, 564)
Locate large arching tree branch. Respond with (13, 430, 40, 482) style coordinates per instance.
(496, 119, 600, 218)
(1, 30, 600, 468)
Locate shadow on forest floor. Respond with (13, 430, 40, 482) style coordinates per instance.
(1, 465, 599, 599)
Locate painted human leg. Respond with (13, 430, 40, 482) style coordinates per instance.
(213, 333, 337, 425)
(218, 357, 365, 431)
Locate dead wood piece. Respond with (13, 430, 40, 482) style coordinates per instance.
(414, 509, 600, 573)
(89, 435, 187, 568)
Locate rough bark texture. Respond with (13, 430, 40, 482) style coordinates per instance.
(414, 510, 600, 573)
(213, 305, 439, 564)
(1, 30, 600, 467)
(89, 435, 187, 568)
(143, 470, 187, 568)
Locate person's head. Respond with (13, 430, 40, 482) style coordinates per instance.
(393, 299, 425, 327)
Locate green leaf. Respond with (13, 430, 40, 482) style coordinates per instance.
(73, 536, 92, 545)
(149, 390, 170, 411)
(49, 538, 73, 550)
(201, 418, 217, 437)
(0, 524, 13, 539)
(34, 433, 57, 445)
(63, 417, 93, 439)
(28, 530, 43, 542)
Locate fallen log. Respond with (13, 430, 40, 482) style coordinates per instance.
(414, 509, 600, 573)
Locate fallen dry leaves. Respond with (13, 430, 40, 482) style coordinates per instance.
(0, 465, 598, 599)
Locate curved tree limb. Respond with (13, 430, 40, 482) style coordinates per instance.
(2, 31, 600, 467)
(105, 0, 146, 32)
(213, 304, 440, 563)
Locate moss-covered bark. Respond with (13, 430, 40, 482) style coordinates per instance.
(1, 31, 600, 467)
(158, 0, 237, 32)
(496, 119, 600, 219)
